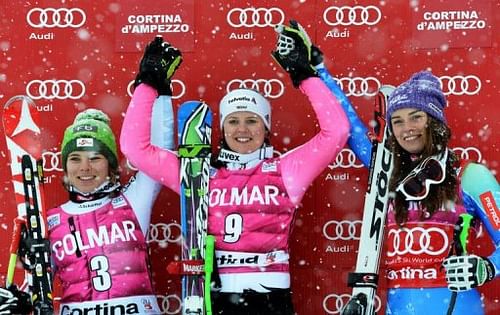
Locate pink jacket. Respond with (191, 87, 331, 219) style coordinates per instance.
(121, 78, 349, 275)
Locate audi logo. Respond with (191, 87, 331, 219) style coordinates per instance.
(127, 80, 185, 100)
(147, 222, 182, 244)
(157, 293, 182, 315)
(26, 7, 86, 28)
(334, 77, 381, 97)
(323, 6, 382, 26)
(227, 7, 285, 28)
(323, 293, 381, 314)
(439, 75, 481, 96)
(452, 146, 482, 162)
(323, 220, 362, 241)
(26, 80, 85, 100)
(328, 148, 364, 169)
(387, 226, 449, 257)
(42, 151, 63, 172)
(226, 79, 285, 99)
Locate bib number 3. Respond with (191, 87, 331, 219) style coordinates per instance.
(90, 255, 111, 291)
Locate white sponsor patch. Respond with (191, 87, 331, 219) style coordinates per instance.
(112, 196, 127, 208)
(262, 161, 277, 172)
(47, 214, 60, 230)
(76, 138, 94, 147)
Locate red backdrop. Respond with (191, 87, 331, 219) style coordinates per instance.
(0, 0, 498, 314)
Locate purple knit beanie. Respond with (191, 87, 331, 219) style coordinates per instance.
(386, 71, 447, 124)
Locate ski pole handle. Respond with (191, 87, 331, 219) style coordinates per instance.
(455, 213, 474, 256)
(6, 217, 25, 287)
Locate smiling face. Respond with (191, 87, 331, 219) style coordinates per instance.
(390, 108, 429, 154)
(222, 111, 267, 154)
(65, 151, 110, 193)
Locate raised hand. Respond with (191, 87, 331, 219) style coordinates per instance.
(134, 36, 182, 95)
(271, 20, 318, 87)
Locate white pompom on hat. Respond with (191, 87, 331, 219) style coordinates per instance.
(219, 89, 271, 130)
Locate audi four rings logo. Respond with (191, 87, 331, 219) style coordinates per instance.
(226, 79, 285, 99)
(328, 148, 364, 169)
(26, 80, 85, 100)
(452, 146, 482, 162)
(227, 7, 285, 28)
(323, 220, 362, 241)
(26, 8, 86, 28)
(42, 151, 63, 172)
(387, 227, 449, 257)
(323, 6, 382, 26)
(158, 294, 182, 315)
(322, 293, 381, 314)
(439, 75, 481, 96)
(334, 77, 381, 97)
(147, 222, 182, 244)
(127, 80, 186, 100)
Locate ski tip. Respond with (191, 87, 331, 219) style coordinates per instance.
(379, 85, 396, 96)
(180, 100, 207, 108)
(4, 95, 36, 109)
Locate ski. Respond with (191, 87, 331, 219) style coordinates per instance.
(341, 86, 395, 315)
(177, 101, 214, 315)
(2, 95, 54, 314)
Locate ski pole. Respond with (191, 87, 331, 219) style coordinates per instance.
(204, 235, 215, 315)
(446, 213, 475, 315)
(6, 217, 26, 287)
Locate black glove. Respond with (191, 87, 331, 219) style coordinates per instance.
(272, 20, 318, 87)
(0, 286, 32, 315)
(134, 36, 182, 95)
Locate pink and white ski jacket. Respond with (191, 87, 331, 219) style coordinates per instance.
(121, 79, 349, 292)
(47, 188, 161, 312)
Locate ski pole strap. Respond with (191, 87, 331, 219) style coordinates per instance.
(347, 272, 379, 289)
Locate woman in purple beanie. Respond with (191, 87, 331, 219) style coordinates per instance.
(324, 69, 499, 314)
(381, 71, 499, 314)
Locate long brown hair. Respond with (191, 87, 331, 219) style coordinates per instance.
(388, 117, 459, 225)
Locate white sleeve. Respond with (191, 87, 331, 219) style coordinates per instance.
(124, 95, 174, 235)
(151, 95, 175, 149)
(123, 172, 162, 235)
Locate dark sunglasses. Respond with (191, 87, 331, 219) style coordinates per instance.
(396, 149, 448, 201)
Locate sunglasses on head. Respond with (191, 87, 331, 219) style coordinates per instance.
(396, 149, 448, 201)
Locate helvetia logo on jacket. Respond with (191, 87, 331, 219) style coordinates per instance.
(61, 302, 140, 314)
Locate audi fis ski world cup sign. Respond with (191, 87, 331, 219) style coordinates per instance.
(115, 0, 195, 52)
